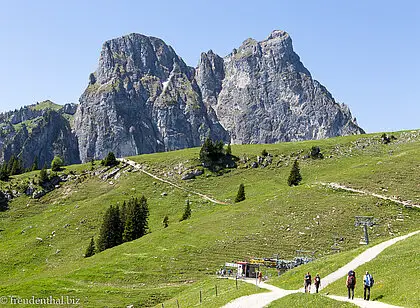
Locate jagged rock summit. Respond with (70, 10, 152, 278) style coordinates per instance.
(1, 30, 364, 166)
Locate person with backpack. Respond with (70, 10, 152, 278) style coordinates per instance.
(304, 272, 312, 293)
(363, 271, 374, 300)
(346, 270, 356, 299)
(314, 273, 321, 293)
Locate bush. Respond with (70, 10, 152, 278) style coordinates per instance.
(163, 215, 169, 228)
(261, 149, 268, 157)
(310, 146, 324, 159)
(51, 156, 64, 171)
(39, 165, 49, 184)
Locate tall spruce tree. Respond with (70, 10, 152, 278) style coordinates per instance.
(39, 164, 49, 184)
(235, 183, 246, 203)
(0, 164, 9, 182)
(51, 155, 64, 171)
(139, 195, 149, 237)
(84, 237, 96, 258)
(0, 191, 8, 212)
(97, 205, 123, 252)
(31, 156, 39, 171)
(122, 211, 134, 242)
(180, 200, 191, 221)
(288, 159, 302, 186)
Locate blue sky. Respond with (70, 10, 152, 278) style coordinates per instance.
(0, 0, 418, 133)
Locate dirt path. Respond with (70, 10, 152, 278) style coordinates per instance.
(327, 295, 403, 308)
(120, 158, 229, 205)
(320, 182, 420, 209)
(222, 230, 420, 308)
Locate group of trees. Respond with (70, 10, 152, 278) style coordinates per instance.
(0, 155, 65, 182)
(199, 137, 235, 171)
(0, 191, 8, 212)
(101, 152, 119, 167)
(85, 196, 149, 257)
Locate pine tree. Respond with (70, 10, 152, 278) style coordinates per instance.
(163, 215, 169, 228)
(39, 164, 49, 184)
(180, 200, 191, 221)
(235, 183, 246, 203)
(226, 144, 232, 156)
(84, 237, 96, 258)
(288, 160, 302, 186)
(139, 195, 149, 237)
(102, 152, 119, 167)
(0, 191, 9, 212)
(0, 164, 9, 182)
(122, 211, 134, 242)
(31, 156, 39, 171)
(97, 205, 123, 252)
(120, 201, 127, 230)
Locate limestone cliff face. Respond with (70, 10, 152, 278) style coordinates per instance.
(0, 102, 79, 168)
(1, 30, 364, 165)
(196, 30, 363, 144)
(74, 33, 228, 162)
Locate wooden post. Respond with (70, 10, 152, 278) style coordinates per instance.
(236, 276, 238, 289)
(215, 285, 218, 296)
(161, 304, 164, 308)
(199, 290, 202, 304)
(176, 299, 180, 308)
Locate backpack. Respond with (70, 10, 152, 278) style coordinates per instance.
(315, 276, 320, 284)
(348, 275, 355, 287)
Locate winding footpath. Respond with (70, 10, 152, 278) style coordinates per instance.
(320, 182, 420, 209)
(223, 230, 420, 308)
(119, 158, 229, 205)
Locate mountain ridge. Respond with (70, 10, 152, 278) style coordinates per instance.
(0, 30, 363, 167)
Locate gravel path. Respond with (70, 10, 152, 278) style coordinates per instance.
(120, 158, 229, 205)
(222, 230, 420, 308)
(320, 182, 420, 209)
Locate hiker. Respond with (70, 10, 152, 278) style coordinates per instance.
(346, 270, 356, 299)
(304, 272, 312, 293)
(363, 271, 374, 300)
(258, 271, 263, 283)
(314, 273, 321, 293)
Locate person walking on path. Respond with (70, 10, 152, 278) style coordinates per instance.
(314, 273, 321, 293)
(346, 270, 356, 299)
(304, 272, 312, 293)
(258, 271, 263, 284)
(363, 271, 374, 300)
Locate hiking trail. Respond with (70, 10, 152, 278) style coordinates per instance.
(320, 182, 420, 209)
(222, 230, 420, 308)
(120, 158, 229, 205)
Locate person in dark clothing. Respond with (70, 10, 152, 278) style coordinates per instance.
(314, 273, 321, 293)
(363, 271, 374, 300)
(346, 270, 356, 299)
(304, 272, 312, 293)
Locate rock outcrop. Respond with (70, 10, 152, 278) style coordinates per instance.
(1, 30, 364, 166)
(196, 30, 363, 144)
(74, 34, 228, 162)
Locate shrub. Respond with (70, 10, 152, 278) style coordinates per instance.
(51, 155, 64, 171)
(310, 146, 324, 159)
(261, 149, 268, 157)
(102, 152, 119, 167)
(163, 215, 169, 228)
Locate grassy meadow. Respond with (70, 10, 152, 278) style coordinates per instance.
(0, 130, 419, 307)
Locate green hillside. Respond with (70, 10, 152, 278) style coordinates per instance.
(0, 131, 419, 307)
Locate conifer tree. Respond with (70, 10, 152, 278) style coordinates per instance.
(102, 152, 119, 167)
(84, 237, 96, 258)
(122, 211, 134, 242)
(97, 205, 123, 251)
(0, 164, 9, 182)
(163, 215, 169, 228)
(288, 159, 302, 186)
(0, 191, 8, 212)
(139, 195, 149, 237)
(39, 164, 49, 184)
(226, 144, 232, 156)
(120, 201, 127, 230)
(235, 183, 246, 203)
(31, 156, 39, 171)
(180, 200, 191, 221)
